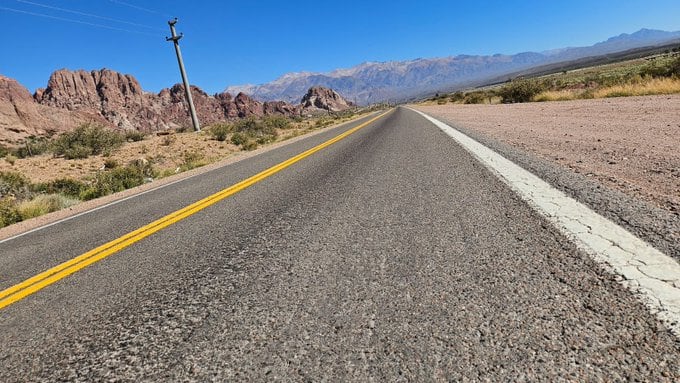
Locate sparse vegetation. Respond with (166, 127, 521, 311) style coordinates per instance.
(0, 109, 369, 228)
(5, 154, 17, 166)
(79, 162, 151, 201)
(17, 194, 79, 220)
(178, 150, 207, 171)
(426, 52, 680, 105)
(209, 123, 231, 142)
(15, 137, 51, 158)
(0, 198, 22, 228)
(52, 123, 124, 159)
(592, 77, 680, 98)
(499, 80, 546, 103)
(34, 178, 87, 198)
(124, 130, 146, 142)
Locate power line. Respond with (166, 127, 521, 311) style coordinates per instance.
(107, 0, 172, 18)
(0, 6, 160, 36)
(14, 0, 165, 32)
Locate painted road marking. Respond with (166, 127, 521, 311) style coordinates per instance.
(412, 108, 680, 337)
(0, 112, 382, 246)
(0, 111, 391, 310)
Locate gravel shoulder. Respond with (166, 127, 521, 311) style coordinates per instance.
(414, 95, 680, 260)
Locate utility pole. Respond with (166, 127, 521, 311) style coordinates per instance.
(166, 18, 200, 132)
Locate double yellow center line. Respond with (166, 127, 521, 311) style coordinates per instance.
(0, 111, 390, 310)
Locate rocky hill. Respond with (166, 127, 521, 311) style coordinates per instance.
(300, 86, 353, 112)
(0, 69, 351, 145)
(226, 28, 680, 104)
(0, 74, 102, 143)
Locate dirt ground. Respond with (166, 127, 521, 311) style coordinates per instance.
(415, 95, 680, 213)
(0, 120, 332, 184)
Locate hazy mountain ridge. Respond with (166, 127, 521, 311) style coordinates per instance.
(226, 29, 680, 104)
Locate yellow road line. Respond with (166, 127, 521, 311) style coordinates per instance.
(0, 111, 391, 310)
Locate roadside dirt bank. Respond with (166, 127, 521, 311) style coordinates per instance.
(415, 95, 680, 214)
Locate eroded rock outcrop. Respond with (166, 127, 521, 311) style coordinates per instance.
(300, 86, 353, 112)
(1, 69, 351, 145)
(0, 75, 95, 144)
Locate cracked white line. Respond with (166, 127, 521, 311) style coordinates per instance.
(411, 108, 680, 338)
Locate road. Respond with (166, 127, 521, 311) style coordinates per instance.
(1, 107, 679, 381)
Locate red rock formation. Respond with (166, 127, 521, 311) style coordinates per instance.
(0, 68, 306, 144)
(36, 69, 162, 131)
(264, 100, 301, 116)
(233, 92, 264, 118)
(300, 86, 353, 112)
(0, 75, 94, 144)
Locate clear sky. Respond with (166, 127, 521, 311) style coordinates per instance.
(1, 0, 679, 94)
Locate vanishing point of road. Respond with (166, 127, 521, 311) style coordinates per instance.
(1, 107, 679, 381)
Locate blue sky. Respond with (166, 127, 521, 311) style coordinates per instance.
(1, 0, 679, 94)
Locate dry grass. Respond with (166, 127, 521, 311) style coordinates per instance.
(532, 77, 680, 101)
(17, 194, 79, 220)
(534, 89, 588, 102)
(593, 77, 680, 98)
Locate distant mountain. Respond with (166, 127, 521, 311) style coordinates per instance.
(225, 28, 680, 105)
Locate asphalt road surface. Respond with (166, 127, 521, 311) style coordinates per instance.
(1, 108, 679, 381)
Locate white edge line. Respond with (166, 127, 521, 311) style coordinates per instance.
(409, 107, 680, 338)
(0, 177, 187, 245)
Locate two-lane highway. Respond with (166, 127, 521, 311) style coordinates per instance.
(1, 107, 678, 381)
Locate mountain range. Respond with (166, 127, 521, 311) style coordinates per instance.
(225, 28, 680, 105)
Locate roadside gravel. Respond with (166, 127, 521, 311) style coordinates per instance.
(415, 95, 680, 260)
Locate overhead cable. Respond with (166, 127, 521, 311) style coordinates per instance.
(15, 0, 165, 32)
(0, 6, 160, 37)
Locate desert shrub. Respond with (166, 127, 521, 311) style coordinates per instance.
(34, 178, 86, 198)
(5, 154, 17, 165)
(239, 118, 276, 138)
(230, 132, 248, 147)
(669, 56, 680, 77)
(228, 118, 278, 150)
(499, 79, 545, 103)
(103, 158, 119, 169)
(263, 116, 291, 130)
(0, 144, 9, 158)
(17, 194, 78, 220)
(242, 141, 259, 151)
(0, 198, 22, 228)
(643, 56, 680, 78)
(128, 158, 156, 178)
(449, 92, 465, 103)
(79, 163, 148, 200)
(314, 117, 333, 128)
(124, 130, 146, 142)
(0, 171, 31, 199)
(179, 150, 207, 171)
(210, 123, 232, 141)
(232, 118, 258, 133)
(15, 137, 51, 158)
(464, 92, 487, 104)
(160, 134, 175, 146)
(52, 123, 124, 159)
